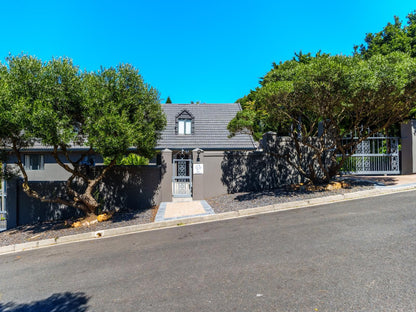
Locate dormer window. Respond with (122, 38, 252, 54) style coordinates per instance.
(178, 119, 192, 135)
(175, 110, 194, 135)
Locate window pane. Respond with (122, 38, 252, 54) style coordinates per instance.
(24, 155, 44, 170)
(178, 120, 185, 134)
(31, 155, 42, 170)
(185, 120, 192, 134)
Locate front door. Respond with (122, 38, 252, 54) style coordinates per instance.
(172, 157, 192, 197)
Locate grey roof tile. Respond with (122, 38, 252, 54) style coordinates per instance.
(12, 104, 257, 152)
(156, 103, 256, 150)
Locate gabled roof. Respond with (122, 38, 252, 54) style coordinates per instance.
(156, 103, 256, 150)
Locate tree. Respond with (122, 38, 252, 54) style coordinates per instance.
(0, 55, 166, 216)
(356, 11, 416, 58)
(231, 51, 316, 141)
(229, 52, 416, 184)
(165, 96, 172, 103)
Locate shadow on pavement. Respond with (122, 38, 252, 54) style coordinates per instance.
(0, 292, 89, 312)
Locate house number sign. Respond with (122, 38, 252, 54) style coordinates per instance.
(193, 164, 204, 174)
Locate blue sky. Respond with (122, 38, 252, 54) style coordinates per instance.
(0, 1, 415, 103)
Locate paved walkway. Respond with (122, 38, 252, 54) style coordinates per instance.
(155, 200, 215, 222)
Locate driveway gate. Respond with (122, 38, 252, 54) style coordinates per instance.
(340, 135, 400, 175)
(172, 158, 192, 197)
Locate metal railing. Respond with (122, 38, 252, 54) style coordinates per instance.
(339, 136, 400, 175)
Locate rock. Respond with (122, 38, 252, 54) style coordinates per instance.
(97, 213, 112, 222)
(341, 181, 351, 188)
(72, 221, 82, 228)
(325, 182, 342, 190)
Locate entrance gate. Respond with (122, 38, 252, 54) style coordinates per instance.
(0, 178, 6, 231)
(340, 135, 400, 175)
(172, 158, 192, 197)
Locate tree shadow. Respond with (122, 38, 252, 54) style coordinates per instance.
(343, 175, 398, 186)
(13, 163, 166, 227)
(233, 188, 314, 202)
(97, 165, 162, 220)
(221, 150, 299, 194)
(0, 292, 89, 312)
(231, 179, 374, 202)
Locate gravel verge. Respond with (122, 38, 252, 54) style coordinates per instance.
(0, 208, 156, 247)
(207, 180, 375, 213)
(0, 180, 374, 247)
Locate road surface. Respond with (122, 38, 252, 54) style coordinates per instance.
(1, 191, 416, 311)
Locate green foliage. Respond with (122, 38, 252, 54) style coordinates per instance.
(104, 153, 149, 165)
(165, 96, 172, 103)
(0, 54, 166, 214)
(230, 52, 416, 183)
(83, 64, 166, 159)
(356, 11, 416, 58)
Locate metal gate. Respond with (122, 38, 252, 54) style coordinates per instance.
(0, 177, 6, 231)
(340, 135, 400, 175)
(172, 159, 192, 197)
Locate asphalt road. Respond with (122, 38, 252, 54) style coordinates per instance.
(1, 191, 416, 311)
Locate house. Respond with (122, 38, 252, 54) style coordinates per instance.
(1, 103, 257, 228)
(156, 103, 256, 201)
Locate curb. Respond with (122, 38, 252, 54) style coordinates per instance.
(1, 184, 416, 255)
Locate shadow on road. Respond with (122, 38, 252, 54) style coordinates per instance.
(0, 292, 89, 312)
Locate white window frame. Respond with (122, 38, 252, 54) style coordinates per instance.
(178, 119, 192, 135)
(24, 154, 45, 171)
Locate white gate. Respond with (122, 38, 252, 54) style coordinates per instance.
(0, 177, 6, 231)
(340, 135, 400, 175)
(172, 159, 192, 197)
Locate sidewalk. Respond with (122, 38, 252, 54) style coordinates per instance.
(344, 174, 416, 188)
(1, 174, 416, 255)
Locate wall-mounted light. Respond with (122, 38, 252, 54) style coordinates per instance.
(197, 149, 201, 162)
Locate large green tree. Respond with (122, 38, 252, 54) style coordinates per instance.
(356, 10, 416, 58)
(0, 55, 166, 216)
(229, 52, 416, 184)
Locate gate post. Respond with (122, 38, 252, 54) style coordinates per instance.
(160, 149, 173, 202)
(192, 148, 204, 200)
(401, 120, 416, 174)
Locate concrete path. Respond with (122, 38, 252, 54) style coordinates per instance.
(155, 200, 215, 222)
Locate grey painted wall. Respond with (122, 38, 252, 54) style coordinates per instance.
(401, 120, 416, 174)
(98, 165, 162, 212)
(202, 150, 300, 198)
(7, 165, 163, 226)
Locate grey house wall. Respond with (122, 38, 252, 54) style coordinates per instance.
(6, 152, 105, 181)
